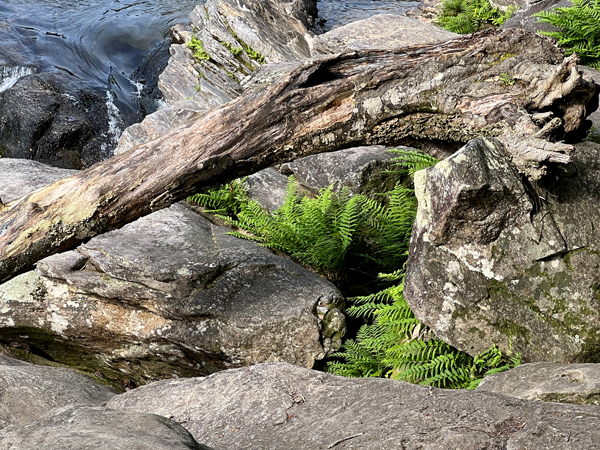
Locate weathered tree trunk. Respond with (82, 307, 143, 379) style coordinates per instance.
(0, 28, 596, 283)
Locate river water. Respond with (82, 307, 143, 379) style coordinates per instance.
(0, 0, 419, 128)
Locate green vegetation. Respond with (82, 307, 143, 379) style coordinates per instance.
(534, 0, 600, 69)
(222, 42, 243, 57)
(187, 36, 210, 61)
(329, 271, 521, 388)
(188, 149, 520, 388)
(437, 0, 515, 34)
(499, 72, 515, 86)
(243, 45, 266, 64)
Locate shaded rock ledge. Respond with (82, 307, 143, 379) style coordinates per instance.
(477, 362, 600, 405)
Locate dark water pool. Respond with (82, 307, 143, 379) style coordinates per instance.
(0, 0, 419, 133)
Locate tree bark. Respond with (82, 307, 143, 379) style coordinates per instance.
(0, 28, 596, 283)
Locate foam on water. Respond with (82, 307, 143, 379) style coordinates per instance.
(0, 66, 36, 93)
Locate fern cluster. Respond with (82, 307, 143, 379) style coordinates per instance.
(188, 178, 249, 218)
(437, 0, 515, 34)
(328, 272, 521, 388)
(188, 149, 521, 388)
(534, 0, 600, 69)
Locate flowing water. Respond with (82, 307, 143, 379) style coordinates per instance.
(0, 0, 419, 132)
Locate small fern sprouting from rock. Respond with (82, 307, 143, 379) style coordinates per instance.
(534, 0, 600, 69)
(437, 0, 515, 34)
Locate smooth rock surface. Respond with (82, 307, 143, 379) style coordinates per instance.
(313, 14, 458, 54)
(0, 358, 117, 429)
(0, 72, 115, 169)
(501, 0, 569, 33)
(281, 145, 407, 196)
(405, 138, 600, 363)
(0, 406, 212, 450)
(245, 145, 408, 212)
(243, 167, 290, 212)
(477, 362, 600, 405)
(109, 362, 600, 449)
(0, 203, 344, 385)
(0, 158, 77, 204)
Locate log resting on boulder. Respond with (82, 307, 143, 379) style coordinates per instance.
(0, 28, 596, 284)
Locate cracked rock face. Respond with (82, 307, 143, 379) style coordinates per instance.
(116, 0, 316, 154)
(405, 138, 600, 363)
(108, 362, 600, 450)
(0, 201, 344, 386)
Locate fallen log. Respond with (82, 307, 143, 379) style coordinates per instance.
(0, 28, 596, 283)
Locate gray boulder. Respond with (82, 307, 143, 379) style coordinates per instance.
(501, 0, 570, 34)
(477, 362, 600, 405)
(0, 356, 117, 429)
(0, 406, 212, 450)
(281, 145, 408, 196)
(404, 138, 600, 363)
(108, 362, 600, 449)
(313, 14, 458, 54)
(0, 158, 76, 204)
(244, 145, 407, 212)
(243, 168, 290, 212)
(116, 0, 316, 154)
(0, 203, 344, 386)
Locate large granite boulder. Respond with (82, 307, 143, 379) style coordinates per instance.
(0, 72, 115, 169)
(243, 145, 407, 212)
(0, 355, 117, 429)
(108, 362, 600, 449)
(0, 202, 344, 386)
(477, 362, 600, 405)
(0, 406, 212, 450)
(312, 14, 457, 54)
(405, 138, 600, 363)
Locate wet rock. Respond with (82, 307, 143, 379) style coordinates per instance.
(108, 362, 600, 450)
(0, 203, 344, 385)
(313, 14, 458, 54)
(0, 357, 117, 429)
(477, 362, 600, 405)
(404, 138, 600, 363)
(0, 72, 113, 169)
(0, 406, 212, 450)
(0, 158, 76, 204)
